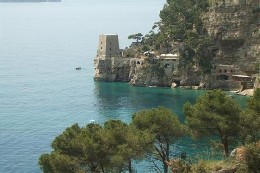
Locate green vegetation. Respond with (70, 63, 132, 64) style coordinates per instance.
(184, 90, 242, 156)
(39, 122, 153, 173)
(239, 89, 260, 145)
(128, 0, 214, 74)
(39, 89, 260, 173)
(128, 33, 143, 43)
(244, 143, 260, 172)
(132, 107, 186, 173)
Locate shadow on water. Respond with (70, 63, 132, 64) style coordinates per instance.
(93, 81, 250, 160)
(93, 81, 207, 122)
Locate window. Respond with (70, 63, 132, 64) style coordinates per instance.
(101, 47, 102, 49)
(224, 69, 227, 73)
(219, 69, 222, 73)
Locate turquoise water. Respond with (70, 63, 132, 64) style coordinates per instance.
(0, 1, 248, 172)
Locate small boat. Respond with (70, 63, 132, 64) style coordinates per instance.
(75, 67, 81, 70)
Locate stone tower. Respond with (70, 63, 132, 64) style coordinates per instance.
(97, 34, 120, 58)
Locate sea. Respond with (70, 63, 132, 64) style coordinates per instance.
(0, 0, 248, 172)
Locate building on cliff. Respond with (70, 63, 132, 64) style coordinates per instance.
(207, 63, 257, 91)
(94, 34, 182, 86)
(94, 34, 132, 82)
(93, 33, 257, 90)
(97, 34, 123, 59)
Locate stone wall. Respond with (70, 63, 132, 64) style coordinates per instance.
(97, 34, 121, 58)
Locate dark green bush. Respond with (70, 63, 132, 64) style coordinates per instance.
(245, 144, 260, 173)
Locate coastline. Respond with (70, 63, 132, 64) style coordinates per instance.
(230, 89, 254, 96)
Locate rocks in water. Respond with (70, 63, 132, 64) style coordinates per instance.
(171, 82, 177, 88)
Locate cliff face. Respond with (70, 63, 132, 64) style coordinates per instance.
(94, 57, 131, 82)
(205, 0, 260, 74)
(94, 55, 181, 87)
(94, 0, 260, 89)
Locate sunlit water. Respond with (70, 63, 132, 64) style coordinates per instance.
(0, 1, 248, 172)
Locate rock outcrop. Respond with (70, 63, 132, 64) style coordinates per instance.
(94, 57, 131, 82)
(205, 0, 260, 74)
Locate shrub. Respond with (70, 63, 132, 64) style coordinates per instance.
(245, 143, 260, 173)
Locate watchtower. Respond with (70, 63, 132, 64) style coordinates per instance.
(97, 34, 120, 58)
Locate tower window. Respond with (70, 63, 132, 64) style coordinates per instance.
(101, 47, 102, 49)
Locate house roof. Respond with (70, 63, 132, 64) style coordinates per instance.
(232, 75, 251, 78)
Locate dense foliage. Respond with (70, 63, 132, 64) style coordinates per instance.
(132, 106, 186, 173)
(239, 89, 260, 144)
(39, 122, 153, 173)
(245, 143, 260, 173)
(39, 89, 260, 172)
(129, 0, 214, 74)
(184, 90, 242, 156)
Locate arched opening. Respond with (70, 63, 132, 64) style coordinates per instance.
(137, 61, 141, 65)
(164, 63, 171, 68)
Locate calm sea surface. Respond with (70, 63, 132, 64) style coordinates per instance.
(0, 1, 248, 172)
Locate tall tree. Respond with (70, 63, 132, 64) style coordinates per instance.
(103, 120, 153, 173)
(184, 90, 242, 156)
(128, 33, 143, 43)
(39, 123, 111, 173)
(248, 88, 260, 113)
(239, 88, 260, 144)
(39, 120, 153, 173)
(132, 106, 186, 173)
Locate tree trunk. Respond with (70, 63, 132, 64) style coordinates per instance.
(223, 138, 229, 157)
(128, 160, 132, 173)
(163, 161, 168, 173)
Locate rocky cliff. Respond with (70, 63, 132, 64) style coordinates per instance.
(206, 0, 260, 74)
(94, 57, 131, 82)
(94, 0, 260, 90)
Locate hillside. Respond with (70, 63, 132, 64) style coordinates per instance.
(94, 0, 260, 91)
